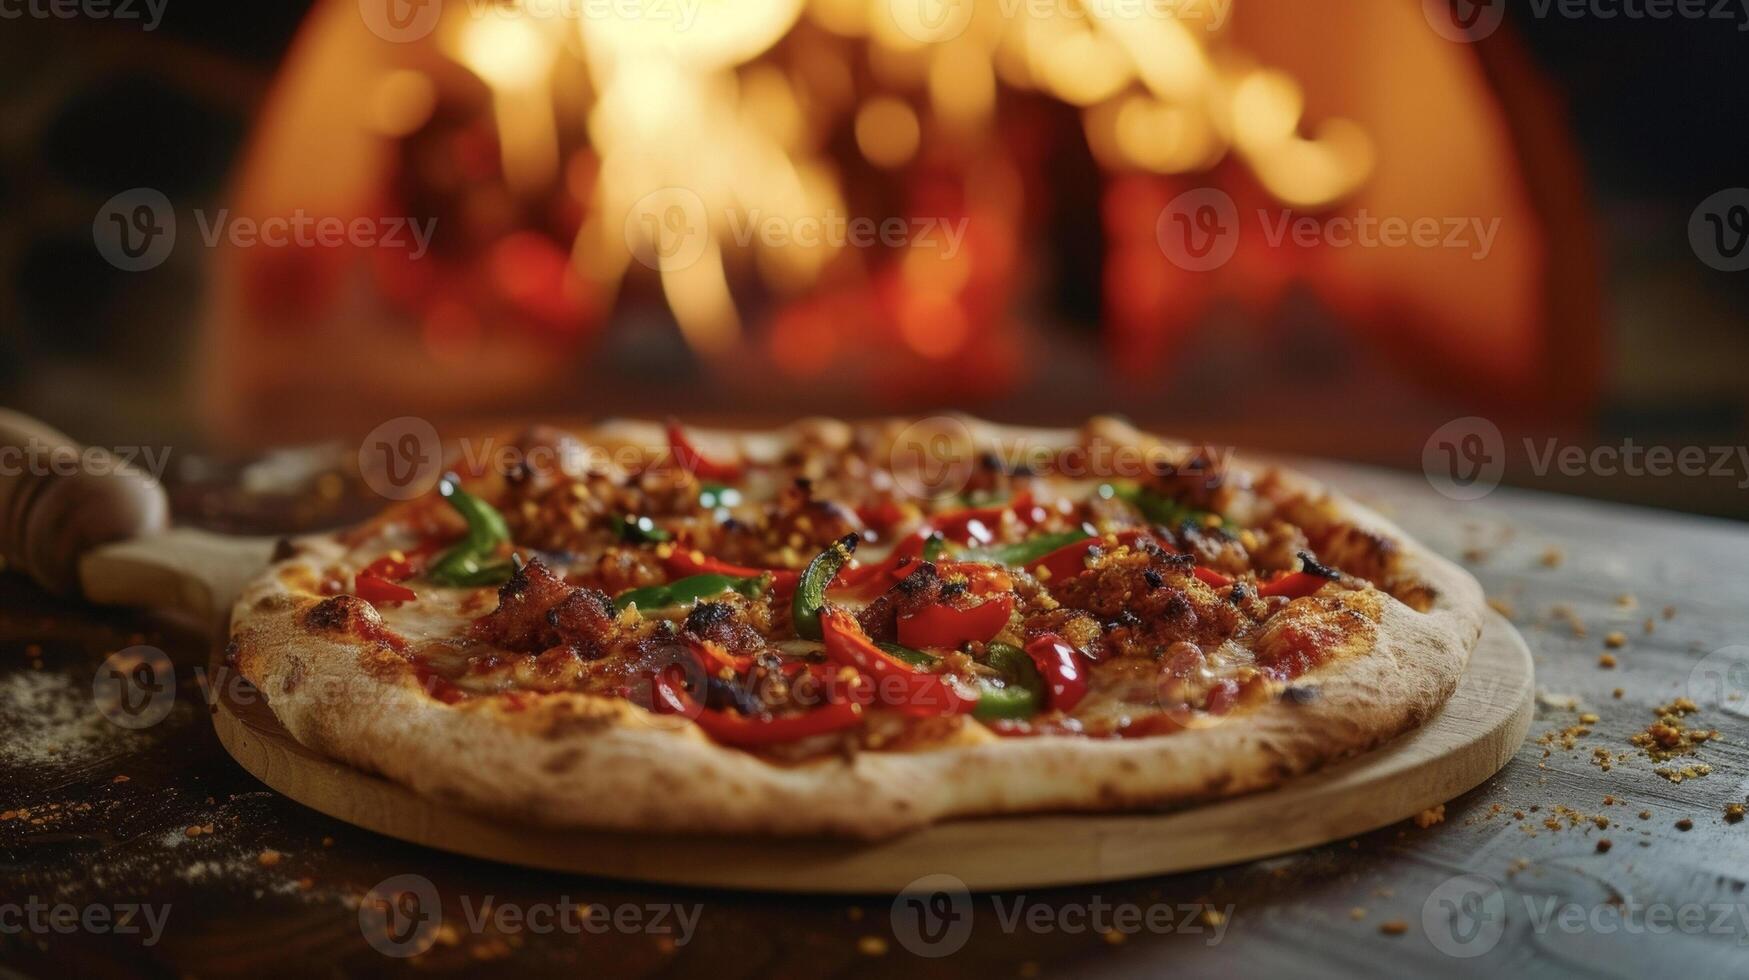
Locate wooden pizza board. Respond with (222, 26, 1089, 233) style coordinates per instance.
(210, 613, 1532, 893)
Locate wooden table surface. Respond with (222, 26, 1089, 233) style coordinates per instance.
(4, 460, 1748, 979)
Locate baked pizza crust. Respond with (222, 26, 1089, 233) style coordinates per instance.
(227, 417, 1485, 839)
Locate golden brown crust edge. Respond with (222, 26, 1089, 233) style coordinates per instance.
(227, 416, 1485, 840)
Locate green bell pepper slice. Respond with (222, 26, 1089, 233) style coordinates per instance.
(873, 641, 1043, 720)
(617, 514, 672, 543)
(1098, 483, 1229, 532)
(965, 528, 1093, 569)
(614, 573, 766, 613)
(972, 641, 1044, 720)
(792, 534, 859, 641)
(425, 477, 516, 587)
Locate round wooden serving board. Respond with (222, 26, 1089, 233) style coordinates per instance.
(212, 613, 1532, 893)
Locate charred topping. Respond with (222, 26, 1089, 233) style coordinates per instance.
(1298, 551, 1341, 580)
(1142, 568, 1165, 590)
(306, 595, 368, 631)
(894, 561, 940, 596)
(704, 675, 765, 716)
(1156, 550, 1196, 570)
(496, 555, 542, 604)
(683, 601, 736, 635)
(856, 562, 948, 642)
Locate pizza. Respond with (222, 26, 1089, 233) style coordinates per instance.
(227, 416, 1484, 839)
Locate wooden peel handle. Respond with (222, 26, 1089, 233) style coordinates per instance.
(0, 409, 171, 597)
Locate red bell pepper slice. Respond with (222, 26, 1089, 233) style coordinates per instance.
(667, 420, 742, 481)
(856, 499, 910, 534)
(1030, 529, 1234, 590)
(934, 561, 1014, 594)
(1203, 678, 1242, 714)
(651, 667, 865, 746)
(361, 554, 415, 582)
(931, 491, 1047, 545)
(1024, 633, 1089, 711)
(664, 549, 801, 596)
(1193, 567, 1233, 587)
(897, 593, 1015, 650)
(360, 537, 447, 584)
(684, 638, 752, 676)
(820, 608, 977, 716)
(833, 530, 933, 596)
(1031, 529, 1157, 581)
(355, 573, 417, 604)
(1258, 571, 1332, 599)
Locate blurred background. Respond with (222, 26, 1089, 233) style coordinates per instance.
(2, 0, 1746, 517)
